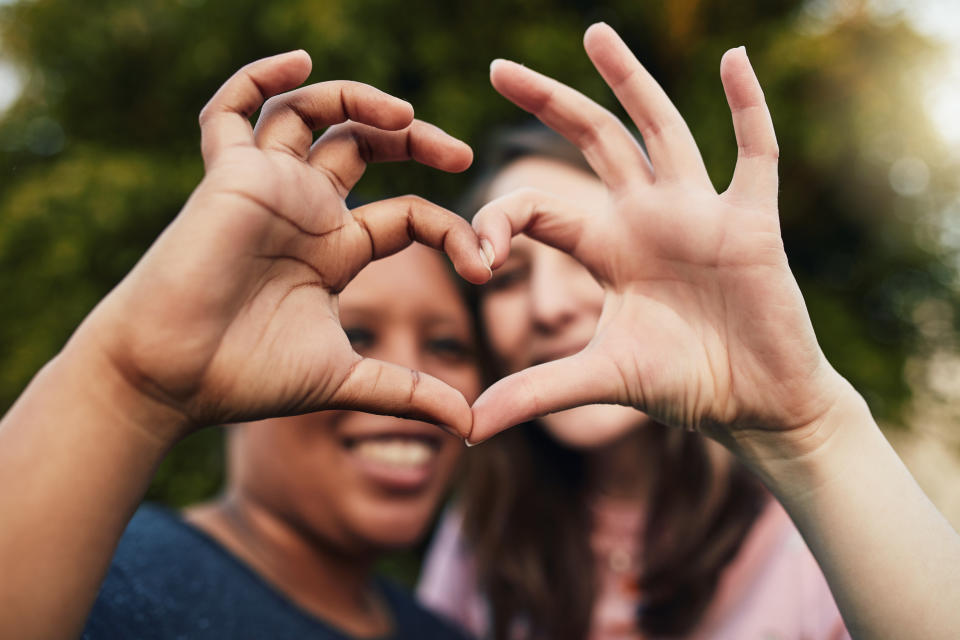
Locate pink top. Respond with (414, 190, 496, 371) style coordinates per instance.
(417, 498, 850, 639)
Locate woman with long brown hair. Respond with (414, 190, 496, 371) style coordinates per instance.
(418, 25, 856, 640)
(421, 22, 960, 640)
(420, 125, 845, 640)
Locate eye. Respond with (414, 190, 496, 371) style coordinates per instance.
(426, 336, 475, 362)
(344, 327, 375, 351)
(486, 264, 529, 292)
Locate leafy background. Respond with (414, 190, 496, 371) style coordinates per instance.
(3, 0, 960, 582)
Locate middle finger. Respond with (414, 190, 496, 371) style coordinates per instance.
(583, 23, 711, 185)
(489, 59, 653, 193)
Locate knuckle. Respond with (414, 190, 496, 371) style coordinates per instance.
(400, 194, 429, 207)
(515, 186, 543, 200)
(197, 104, 212, 128)
(573, 122, 602, 151)
(333, 79, 360, 91)
(407, 369, 421, 404)
(239, 60, 259, 77)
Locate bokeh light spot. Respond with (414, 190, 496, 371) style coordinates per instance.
(889, 156, 930, 196)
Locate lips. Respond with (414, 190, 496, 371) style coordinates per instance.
(352, 438, 436, 466)
(341, 425, 447, 493)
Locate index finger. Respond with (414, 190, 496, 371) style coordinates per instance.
(471, 187, 611, 282)
(308, 120, 474, 197)
(583, 23, 711, 185)
(198, 50, 313, 166)
(253, 81, 415, 159)
(346, 195, 492, 286)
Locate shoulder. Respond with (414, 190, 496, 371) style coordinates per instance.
(82, 504, 340, 640)
(92, 503, 241, 607)
(694, 499, 850, 639)
(417, 506, 490, 637)
(82, 504, 217, 639)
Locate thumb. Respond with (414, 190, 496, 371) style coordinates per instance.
(330, 356, 473, 438)
(468, 348, 621, 443)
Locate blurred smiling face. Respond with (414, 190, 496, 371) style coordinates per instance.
(481, 156, 649, 449)
(233, 244, 479, 553)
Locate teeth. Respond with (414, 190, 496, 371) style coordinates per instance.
(353, 439, 434, 467)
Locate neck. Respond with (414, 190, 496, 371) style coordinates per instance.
(584, 424, 657, 502)
(185, 493, 390, 637)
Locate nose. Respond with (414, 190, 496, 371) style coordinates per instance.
(529, 252, 581, 334)
(375, 328, 422, 373)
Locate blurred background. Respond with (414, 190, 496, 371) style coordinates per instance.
(2, 0, 960, 582)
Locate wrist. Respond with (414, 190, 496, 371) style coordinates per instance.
(724, 381, 878, 503)
(51, 334, 194, 450)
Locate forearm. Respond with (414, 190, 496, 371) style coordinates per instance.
(0, 335, 184, 639)
(734, 390, 960, 640)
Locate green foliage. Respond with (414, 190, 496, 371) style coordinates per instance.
(2, 0, 958, 534)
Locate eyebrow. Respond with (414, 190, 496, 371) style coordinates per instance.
(421, 315, 472, 334)
(338, 306, 470, 330)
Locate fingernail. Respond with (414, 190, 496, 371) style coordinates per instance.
(464, 437, 479, 448)
(490, 59, 504, 74)
(480, 238, 495, 270)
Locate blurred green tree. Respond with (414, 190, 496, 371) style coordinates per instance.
(1, 0, 958, 528)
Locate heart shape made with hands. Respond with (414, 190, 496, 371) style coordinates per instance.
(116, 25, 845, 449)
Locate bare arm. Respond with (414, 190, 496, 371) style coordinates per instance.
(0, 340, 179, 639)
(734, 387, 960, 639)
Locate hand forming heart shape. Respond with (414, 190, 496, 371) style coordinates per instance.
(465, 24, 848, 450)
(75, 50, 491, 444)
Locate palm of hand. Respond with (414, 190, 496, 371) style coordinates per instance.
(164, 147, 360, 424)
(586, 187, 830, 435)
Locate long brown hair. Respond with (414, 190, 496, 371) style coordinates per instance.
(460, 126, 767, 639)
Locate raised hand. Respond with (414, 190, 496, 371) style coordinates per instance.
(468, 24, 849, 449)
(75, 51, 490, 441)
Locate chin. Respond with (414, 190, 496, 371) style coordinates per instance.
(542, 404, 650, 449)
(348, 497, 443, 551)
(365, 529, 426, 550)
(355, 518, 433, 551)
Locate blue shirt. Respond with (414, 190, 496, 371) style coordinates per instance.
(82, 504, 471, 640)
